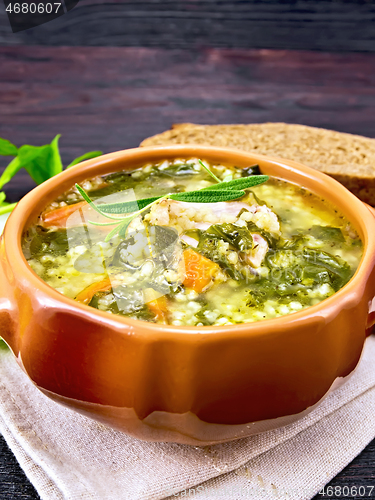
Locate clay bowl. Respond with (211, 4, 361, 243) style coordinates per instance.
(1, 146, 375, 445)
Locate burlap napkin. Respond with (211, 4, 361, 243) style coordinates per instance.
(1, 215, 375, 500)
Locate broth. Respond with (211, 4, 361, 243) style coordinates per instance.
(22, 159, 362, 326)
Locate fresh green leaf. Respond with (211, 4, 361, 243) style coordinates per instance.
(0, 135, 63, 189)
(66, 151, 102, 168)
(0, 190, 15, 215)
(75, 184, 124, 220)
(201, 175, 269, 192)
(85, 220, 121, 227)
(99, 188, 247, 215)
(105, 217, 133, 241)
(308, 225, 345, 243)
(198, 160, 221, 183)
(23, 134, 63, 184)
(0, 157, 23, 190)
(204, 223, 254, 252)
(302, 248, 351, 288)
(196, 233, 245, 281)
(99, 196, 161, 214)
(0, 138, 18, 157)
(170, 189, 245, 203)
(0, 202, 17, 215)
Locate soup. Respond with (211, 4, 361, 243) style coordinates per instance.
(22, 159, 363, 326)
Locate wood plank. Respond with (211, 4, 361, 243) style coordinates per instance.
(0, 1, 375, 52)
(1, 46, 375, 201)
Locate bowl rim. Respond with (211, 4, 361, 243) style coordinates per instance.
(4, 144, 375, 339)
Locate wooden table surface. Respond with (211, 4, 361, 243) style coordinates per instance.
(0, 46, 375, 499)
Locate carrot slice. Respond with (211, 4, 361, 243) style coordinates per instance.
(42, 201, 88, 228)
(75, 277, 112, 305)
(182, 248, 220, 293)
(143, 288, 168, 323)
(147, 296, 168, 324)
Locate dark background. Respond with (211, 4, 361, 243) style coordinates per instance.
(1, 1, 375, 499)
(1, 0, 375, 51)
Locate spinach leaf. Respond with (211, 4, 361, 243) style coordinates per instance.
(302, 248, 352, 290)
(29, 228, 69, 257)
(0, 135, 103, 214)
(204, 223, 254, 253)
(0, 138, 18, 156)
(157, 162, 199, 177)
(0, 135, 63, 189)
(197, 234, 245, 280)
(308, 225, 345, 242)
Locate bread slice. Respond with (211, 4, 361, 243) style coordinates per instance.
(141, 123, 375, 205)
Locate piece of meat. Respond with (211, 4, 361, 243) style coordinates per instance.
(146, 199, 257, 233)
(241, 233, 268, 268)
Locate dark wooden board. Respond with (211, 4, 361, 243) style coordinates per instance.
(0, 46, 375, 498)
(1, 46, 375, 202)
(1, 1, 375, 52)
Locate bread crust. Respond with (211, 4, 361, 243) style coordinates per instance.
(141, 123, 375, 205)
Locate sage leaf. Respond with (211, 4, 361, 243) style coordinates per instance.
(170, 189, 245, 203)
(75, 184, 124, 220)
(201, 175, 269, 192)
(198, 160, 221, 183)
(105, 217, 133, 242)
(99, 196, 161, 214)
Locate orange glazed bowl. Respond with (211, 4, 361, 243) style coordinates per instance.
(1, 145, 375, 445)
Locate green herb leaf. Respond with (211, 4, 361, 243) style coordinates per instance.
(105, 217, 134, 241)
(99, 196, 161, 214)
(308, 225, 345, 243)
(201, 175, 269, 192)
(204, 223, 254, 252)
(0, 135, 63, 189)
(75, 184, 124, 220)
(66, 151, 103, 168)
(198, 160, 221, 183)
(0, 157, 22, 190)
(0, 138, 18, 157)
(170, 189, 245, 203)
(99, 188, 248, 215)
(0, 202, 17, 215)
(0, 191, 16, 215)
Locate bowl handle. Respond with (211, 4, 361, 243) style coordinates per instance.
(0, 236, 17, 354)
(364, 204, 375, 335)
